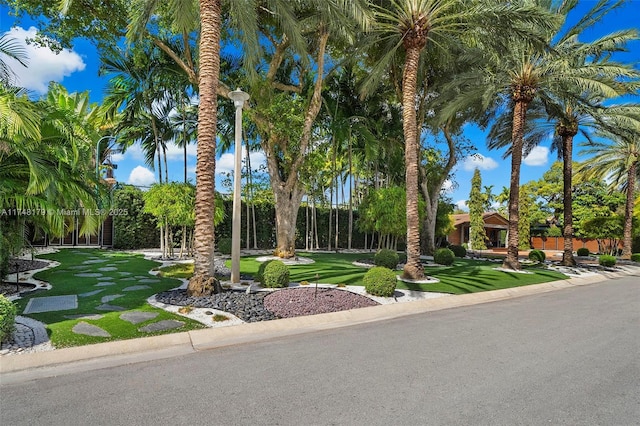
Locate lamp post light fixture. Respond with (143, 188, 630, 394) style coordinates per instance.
(95, 135, 116, 180)
(228, 88, 250, 284)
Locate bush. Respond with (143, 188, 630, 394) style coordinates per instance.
(631, 253, 640, 263)
(528, 249, 546, 263)
(576, 247, 590, 257)
(261, 260, 290, 288)
(434, 248, 455, 266)
(449, 245, 467, 258)
(0, 227, 9, 281)
(363, 266, 397, 297)
(0, 295, 16, 342)
(598, 255, 617, 267)
(255, 260, 275, 283)
(374, 249, 399, 269)
(216, 237, 232, 255)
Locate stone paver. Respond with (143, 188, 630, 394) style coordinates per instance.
(23, 295, 78, 314)
(64, 314, 105, 320)
(75, 273, 103, 278)
(72, 322, 110, 337)
(95, 304, 127, 312)
(98, 267, 118, 272)
(82, 259, 108, 264)
(79, 289, 104, 298)
(138, 279, 159, 284)
(118, 272, 133, 276)
(123, 285, 151, 292)
(101, 294, 123, 303)
(95, 282, 117, 287)
(138, 320, 184, 333)
(120, 312, 159, 324)
(97, 277, 113, 281)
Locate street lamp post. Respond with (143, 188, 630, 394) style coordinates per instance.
(95, 135, 115, 247)
(228, 88, 250, 284)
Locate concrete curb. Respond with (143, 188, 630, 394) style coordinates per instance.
(2, 266, 637, 376)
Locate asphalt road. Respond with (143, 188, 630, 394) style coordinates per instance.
(1, 275, 638, 425)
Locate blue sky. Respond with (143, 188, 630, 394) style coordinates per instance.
(1, 1, 639, 209)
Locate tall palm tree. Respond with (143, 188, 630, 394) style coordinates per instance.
(362, 0, 555, 278)
(578, 108, 640, 259)
(0, 34, 28, 85)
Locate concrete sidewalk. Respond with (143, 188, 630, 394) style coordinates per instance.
(1, 264, 638, 379)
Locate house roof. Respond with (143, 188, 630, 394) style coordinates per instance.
(452, 212, 508, 227)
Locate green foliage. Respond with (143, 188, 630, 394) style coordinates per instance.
(630, 253, 640, 262)
(0, 226, 9, 280)
(598, 255, 617, 267)
(112, 185, 158, 249)
(528, 249, 546, 263)
(262, 260, 290, 288)
(576, 247, 590, 257)
(217, 237, 232, 255)
(143, 182, 198, 227)
(363, 266, 397, 297)
(469, 169, 488, 250)
(434, 248, 455, 266)
(255, 260, 275, 283)
(374, 249, 399, 269)
(449, 245, 467, 258)
(0, 295, 17, 342)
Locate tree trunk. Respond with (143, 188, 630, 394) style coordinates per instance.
(401, 45, 424, 280)
(188, 0, 223, 296)
(561, 134, 576, 266)
(622, 162, 636, 259)
(272, 184, 304, 258)
(503, 98, 530, 271)
(348, 138, 353, 250)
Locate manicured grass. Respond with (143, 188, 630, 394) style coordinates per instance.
(230, 252, 568, 294)
(156, 262, 194, 279)
(16, 249, 205, 348)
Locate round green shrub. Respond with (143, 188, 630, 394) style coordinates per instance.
(374, 249, 399, 269)
(630, 253, 640, 263)
(449, 245, 467, 258)
(0, 295, 16, 342)
(599, 255, 617, 267)
(434, 248, 455, 266)
(262, 260, 290, 288)
(216, 237, 232, 255)
(363, 266, 397, 297)
(576, 247, 590, 257)
(528, 249, 546, 263)
(255, 259, 275, 283)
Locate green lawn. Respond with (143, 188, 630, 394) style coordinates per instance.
(17, 249, 205, 348)
(231, 252, 568, 293)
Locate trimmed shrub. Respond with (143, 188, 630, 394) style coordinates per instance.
(255, 260, 275, 283)
(528, 249, 546, 263)
(576, 247, 590, 257)
(363, 266, 397, 297)
(0, 295, 16, 342)
(598, 255, 616, 267)
(374, 249, 399, 269)
(216, 237, 232, 255)
(434, 248, 455, 266)
(631, 253, 640, 263)
(449, 245, 467, 258)
(262, 260, 290, 288)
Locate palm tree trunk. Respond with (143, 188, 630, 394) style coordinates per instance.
(622, 162, 636, 259)
(348, 138, 353, 250)
(503, 99, 529, 270)
(188, 0, 223, 296)
(561, 134, 576, 266)
(401, 45, 424, 280)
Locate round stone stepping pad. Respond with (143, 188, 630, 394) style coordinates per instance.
(75, 272, 103, 278)
(68, 265, 90, 270)
(138, 279, 160, 284)
(120, 277, 136, 281)
(123, 285, 151, 292)
(98, 267, 118, 272)
(97, 276, 114, 281)
(79, 289, 104, 298)
(95, 282, 117, 287)
(72, 322, 110, 337)
(117, 271, 133, 276)
(82, 259, 108, 264)
(96, 304, 127, 312)
(101, 294, 123, 303)
(120, 311, 159, 324)
(138, 320, 184, 333)
(65, 314, 105, 320)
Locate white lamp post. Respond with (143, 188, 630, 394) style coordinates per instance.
(228, 88, 250, 283)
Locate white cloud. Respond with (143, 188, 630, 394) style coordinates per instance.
(455, 199, 468, 211)
(523, 146, 549, 166)
(3, 26, 86, 93)
(111, 143, 145, 163)
(441, 179, 454, 194)
(127, 166, 156, 187)
(216, 146, 267, 175)
(461, 154, 499, 172)
(216, 152, 235, 175)
(165, 141, 197, 161)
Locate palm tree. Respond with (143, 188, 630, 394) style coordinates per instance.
(578, 108, 640, 259)
(362, 0, 555, 278)
(0, 34, 28, 85)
